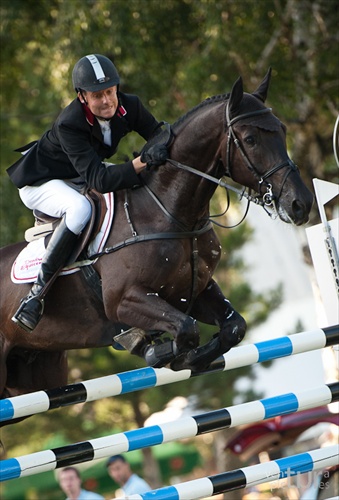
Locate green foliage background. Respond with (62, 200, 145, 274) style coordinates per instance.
(1, 0, 338, 247)
(0, 1, 338, 498)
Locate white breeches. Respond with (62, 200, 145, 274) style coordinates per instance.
(19, 179, 92, 235)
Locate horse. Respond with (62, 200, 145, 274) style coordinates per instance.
(0, 69, 313, 414)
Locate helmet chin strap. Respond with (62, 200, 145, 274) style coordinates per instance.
(77, 89, 88, 106)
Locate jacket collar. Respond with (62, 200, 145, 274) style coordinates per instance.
(80, 101, 127, 127)
(79, 98, 129, 152)
(81, 101, 95, 126)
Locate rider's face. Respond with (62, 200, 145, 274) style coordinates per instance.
(79, 86, 118, 119)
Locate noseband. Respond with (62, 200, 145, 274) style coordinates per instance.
(225, 102, 299, 207)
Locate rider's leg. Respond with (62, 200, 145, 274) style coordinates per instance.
(12, 180, 92, 332)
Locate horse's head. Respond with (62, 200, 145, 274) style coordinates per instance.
(223, 69, 313, 225)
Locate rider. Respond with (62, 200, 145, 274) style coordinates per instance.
(7, 53, 168, 333)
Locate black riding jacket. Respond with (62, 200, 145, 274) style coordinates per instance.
(7, 92, 159, 192)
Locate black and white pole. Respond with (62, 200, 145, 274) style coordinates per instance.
(1, 325, 337, 423)
(1, 382, 337, 482)
(122, 445, 338, 500)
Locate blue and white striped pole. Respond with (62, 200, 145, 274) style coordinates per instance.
(1, 325, 337, 423)
(1, 382, 337, 482)
(122, 445, 339, 500)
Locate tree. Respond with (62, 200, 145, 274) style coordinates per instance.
(1, 3, 337, 236)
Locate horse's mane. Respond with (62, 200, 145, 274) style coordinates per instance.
(143, 90, 281, 151)
(172, 93, 230, 130)
(144, 93, 230, 149)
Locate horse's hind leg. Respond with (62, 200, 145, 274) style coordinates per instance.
(0, 333, 11, 399)
(172, 279, 247, 371)
(4, 349, 68, 400)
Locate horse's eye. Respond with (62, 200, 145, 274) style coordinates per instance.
(244, 135, 256, 146)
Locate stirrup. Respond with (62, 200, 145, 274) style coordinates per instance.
(11, 295, 45, 333)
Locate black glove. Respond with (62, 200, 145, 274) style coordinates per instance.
(141, 144, 168, 168)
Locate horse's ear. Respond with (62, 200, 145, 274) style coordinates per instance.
(252, 68, 272, 102)
(228, 76, 244, 115)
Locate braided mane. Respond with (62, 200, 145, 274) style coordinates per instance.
(172, 93, 230, 130)
(144, 93, 230, 149)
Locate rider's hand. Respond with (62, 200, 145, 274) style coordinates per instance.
(141, 144, 168, 168)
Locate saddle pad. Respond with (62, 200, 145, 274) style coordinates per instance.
(11, 192, 114, 284)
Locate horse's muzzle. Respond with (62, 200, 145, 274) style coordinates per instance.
(278, 185, 314, 226)
(291, 198, 313, 225)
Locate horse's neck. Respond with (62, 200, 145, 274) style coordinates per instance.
(147, 107, 224, 227)
(174, 103, 224, 157)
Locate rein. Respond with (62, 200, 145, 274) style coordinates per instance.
(167, 158, 262, 204)
(166, 157, 258, 228)
(160, 121, 262, 206)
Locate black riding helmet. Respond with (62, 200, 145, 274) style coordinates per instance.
(72, 54, 120, 92)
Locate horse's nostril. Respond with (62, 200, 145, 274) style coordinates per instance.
(292, 200, 306, 222)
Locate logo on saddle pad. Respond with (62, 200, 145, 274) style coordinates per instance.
(11, 192, 114, 284)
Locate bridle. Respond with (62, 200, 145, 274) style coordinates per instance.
(225, 101, 299, 208)
(166, 101, 299, 217)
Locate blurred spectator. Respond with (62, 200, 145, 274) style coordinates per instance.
(106, 455, 152, 497)
(58, 466, 104, 500)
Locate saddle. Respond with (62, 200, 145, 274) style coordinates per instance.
(25, 190, 107, 265)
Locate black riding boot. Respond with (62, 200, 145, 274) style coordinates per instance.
(12, 219, 78, 332)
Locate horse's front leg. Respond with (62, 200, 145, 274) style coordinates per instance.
(111, 286, 200, 365)
(191, 278, 247, 349)
(171, 279, 247, 371)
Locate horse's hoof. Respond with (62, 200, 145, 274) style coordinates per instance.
(171, 337, 226, 372)
(169, 351, 192, 371)
(144, 339, 178, 368)
(114, 328, 147, 352)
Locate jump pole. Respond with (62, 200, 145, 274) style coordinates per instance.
(122, 445, 339, 500)
(1, 324, 337, 423)
(1, 382, 338, 482)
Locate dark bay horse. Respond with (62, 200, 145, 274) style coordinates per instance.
(0, 70, 313, 408)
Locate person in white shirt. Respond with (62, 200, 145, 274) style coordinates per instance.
(106, 455, 152, 497)
(58, 466, 104, 500)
